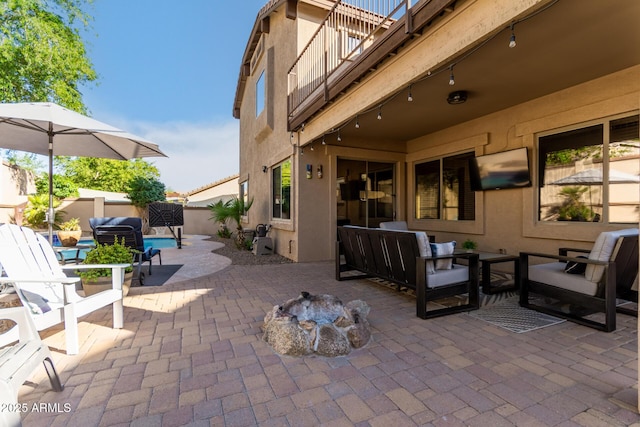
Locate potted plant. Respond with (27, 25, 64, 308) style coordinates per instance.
(77, 237, 136, 297)
(57, 217, 82, 247)
(462, 239, 477, 253)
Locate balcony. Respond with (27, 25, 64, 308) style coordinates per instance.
(287, 0, 457, 131)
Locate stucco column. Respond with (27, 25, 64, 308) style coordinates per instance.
(94, 197, 105, 218)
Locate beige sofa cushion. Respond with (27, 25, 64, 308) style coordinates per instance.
(425, 264, 470, 288)
(530, 262, 599, 296)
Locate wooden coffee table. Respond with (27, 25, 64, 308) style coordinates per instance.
(454, 251, 519, 294)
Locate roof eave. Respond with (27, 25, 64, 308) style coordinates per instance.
(232, 0, 299, 119)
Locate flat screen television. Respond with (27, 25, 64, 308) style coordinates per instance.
(469, 147, 532, 191)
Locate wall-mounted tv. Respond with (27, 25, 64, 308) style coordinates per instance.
(469, 147, 532, 191)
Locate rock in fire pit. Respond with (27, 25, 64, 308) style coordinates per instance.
(263, 291, 371, 357)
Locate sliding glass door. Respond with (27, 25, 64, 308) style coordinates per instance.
(336, 159, 395, 228)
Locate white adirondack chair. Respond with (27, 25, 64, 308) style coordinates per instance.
(1, 306, 64, 427)
(0, 224, 129, 355)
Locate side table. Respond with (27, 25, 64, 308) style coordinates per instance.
(454, 251, 519, 294)
(53, 244, 93, 265)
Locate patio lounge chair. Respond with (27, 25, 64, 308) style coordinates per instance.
(519, 228, 638, 332)
(0, 224, 127, 354)
(1, 306, 64, 427)
(89, 217, 162, 286)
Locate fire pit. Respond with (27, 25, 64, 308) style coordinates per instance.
(262, 292, 371, 357)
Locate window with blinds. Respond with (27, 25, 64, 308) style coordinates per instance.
(415, 152, 475, 221)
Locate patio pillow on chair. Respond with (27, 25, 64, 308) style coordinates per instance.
(429, 241, 457, 270)
(564, 256, 587, 275)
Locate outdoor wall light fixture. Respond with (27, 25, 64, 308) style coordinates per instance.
(262, 165, 268, 173)
(509, 24, 517, 48)
(447, 90, 468, 105)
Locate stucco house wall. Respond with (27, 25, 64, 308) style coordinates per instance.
(186, 175, 239, 206)
(235, 0, 639, 262)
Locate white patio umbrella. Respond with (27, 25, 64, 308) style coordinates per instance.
(551, 167, 640, 215)
(0, 102, 167, 243)
(550, 168, 640, 186)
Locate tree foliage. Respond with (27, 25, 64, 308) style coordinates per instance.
(550, 186, 595, 222)
(5, 151, 44, 172)
(34, 172, 78, 198)
(55, 157, 161, 193)
(0, 0, 97, 111)
(126, 176, 166, 208)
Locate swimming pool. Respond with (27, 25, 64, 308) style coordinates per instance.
(54, 236, 177, 262)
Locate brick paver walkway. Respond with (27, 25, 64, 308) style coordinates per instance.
(15, 260, 640, 426)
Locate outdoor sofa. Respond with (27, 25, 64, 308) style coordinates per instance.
(336, 226, 479, 319)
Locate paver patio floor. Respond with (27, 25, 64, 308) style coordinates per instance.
(13, 237, 640, 426)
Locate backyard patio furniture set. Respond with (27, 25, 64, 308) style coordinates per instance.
(336, 222, 638, 331)
(0, 218, 637, 422)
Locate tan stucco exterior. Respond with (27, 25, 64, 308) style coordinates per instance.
(235, 0, 640, 262)
(0, 160, 35, 205)
(186, 175, 239, 207)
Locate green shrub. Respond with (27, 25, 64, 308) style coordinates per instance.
(77, 237, 135, 283)
(217, 226, 232, 239)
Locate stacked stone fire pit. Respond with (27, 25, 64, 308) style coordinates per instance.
(262, 292, 371, 357)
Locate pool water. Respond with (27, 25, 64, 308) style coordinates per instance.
(54, 236, 177, 261)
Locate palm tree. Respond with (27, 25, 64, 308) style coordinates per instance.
(22, 194, 65, 229)
(208, 197, 254, 248)
(554, 186, 594, 221)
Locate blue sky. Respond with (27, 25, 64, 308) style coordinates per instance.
(80, 0, 268, 192)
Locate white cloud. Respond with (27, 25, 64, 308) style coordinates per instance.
(101, 116, 239, 193)
(136, 120, 239, 192)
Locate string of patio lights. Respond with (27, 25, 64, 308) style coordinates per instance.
(295, 0, 560, 155)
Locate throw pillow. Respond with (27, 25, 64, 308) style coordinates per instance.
(19, 288, 52, 314)
(564, 255, 588, 275)
(429, 241, 457, 270)
(414, 231, 435, 274)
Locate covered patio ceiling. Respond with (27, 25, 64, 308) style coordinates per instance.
(312, 0, 640, 146)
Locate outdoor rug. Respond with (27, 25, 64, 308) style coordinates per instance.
(140, 264, 183, 287)
(367, 271, 518, 307)
(467, 297, 566, 333)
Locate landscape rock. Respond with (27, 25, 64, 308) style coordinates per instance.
(262, 292, 371, 357)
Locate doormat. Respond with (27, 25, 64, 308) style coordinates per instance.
(467, 297, 565, 333)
